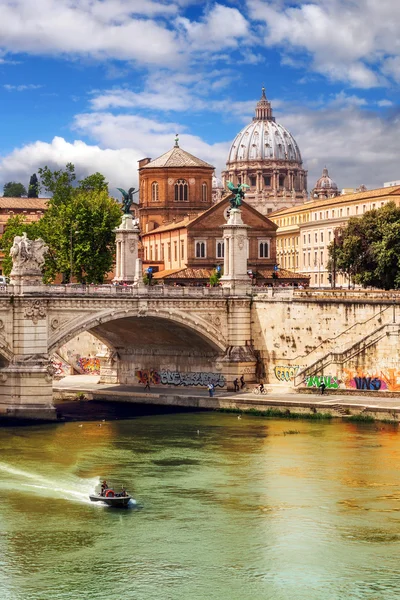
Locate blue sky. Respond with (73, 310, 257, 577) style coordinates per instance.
(0, 0, 399, 195)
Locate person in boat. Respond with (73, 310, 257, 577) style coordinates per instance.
(101, 480, 108, 496)
(120, 487, 127, 497)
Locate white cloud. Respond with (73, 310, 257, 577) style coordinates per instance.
(247, 0, 400, 88)
(4, 83, 42, 91)
(281, 105, 400, 190)
(0, 0, 182, 66)
(176, 3, 250, 51)
(377, 99, 393, 107)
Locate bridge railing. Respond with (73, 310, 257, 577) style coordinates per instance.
(0, 283, 234, 298)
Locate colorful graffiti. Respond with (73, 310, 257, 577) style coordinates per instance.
(305, 375, 339, 389)
(77, 357, 100, 375)
(50, 357, 70, 378)
(274, 365, 300, 382)
(135, 369, 225, 387)
(342, 368, 400, 391)
(135, 369, 161, 385)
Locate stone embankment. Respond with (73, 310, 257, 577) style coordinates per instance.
(54, 377, 400, 423)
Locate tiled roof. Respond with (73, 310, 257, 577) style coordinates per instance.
(256, 267, 310, 280)
(142, 146, 214, 169)
(270, 186, 400, 218)
(153, 267, 213, 280)
(141, 215, 198, 236)
(0, 197, 48, 210)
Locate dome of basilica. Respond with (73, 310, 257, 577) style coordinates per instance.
(222, 88, 307, 216)
(228, 115, 302, 164)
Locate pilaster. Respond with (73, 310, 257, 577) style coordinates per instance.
(113, 214, 141, 284)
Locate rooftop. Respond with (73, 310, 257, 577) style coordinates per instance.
(270, 186, 400, 218)
(142, 141, 214, 170)
(0, 197, 48, 210)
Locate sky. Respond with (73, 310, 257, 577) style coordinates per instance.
(0, 0, 400, 197)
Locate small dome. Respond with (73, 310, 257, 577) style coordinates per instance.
(212, 173, 224, 189)
(314, 167, 338, 191)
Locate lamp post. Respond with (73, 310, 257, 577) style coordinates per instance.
(314, 260, 321, 288)
(70, 226, 79, 283)
(393, 294, 396, 324)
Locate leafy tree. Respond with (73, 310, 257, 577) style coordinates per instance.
(28, 173, 39, 198)
(328, 202, 400, 290)
(3, 182, 27, 197)
(36, 165, 118, 283)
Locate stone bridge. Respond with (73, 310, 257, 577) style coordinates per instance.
(0, 284, 255, 419)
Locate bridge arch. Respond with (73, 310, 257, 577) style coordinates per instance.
(48, 307, 227, 356)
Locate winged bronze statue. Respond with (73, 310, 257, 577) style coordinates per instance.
(226, 181, 250, 209)
(117, 187, 139, 214)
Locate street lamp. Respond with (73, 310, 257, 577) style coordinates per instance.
(70, 226, 79, 283)
(393, 294, 396, 324)
(314, 260, 321, 288)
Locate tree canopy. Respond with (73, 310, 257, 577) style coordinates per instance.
(328, 201, 400, 290)
(28, 173, 39, 198)
(3, 181, 27, 197)
(1, 165, 123, 284)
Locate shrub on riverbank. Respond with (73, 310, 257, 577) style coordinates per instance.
(216, 407, 333, 420)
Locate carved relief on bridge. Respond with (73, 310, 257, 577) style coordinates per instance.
(24, 300, 46, 324)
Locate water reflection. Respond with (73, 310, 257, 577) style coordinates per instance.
(0, 414, 399, 599)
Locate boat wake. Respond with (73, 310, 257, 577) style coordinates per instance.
(0, 462, 99, 504)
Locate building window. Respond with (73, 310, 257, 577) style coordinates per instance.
(174, 241, 178, 262)
(321, 250, 324, 264)
(167, 243, 171, 262)
(250, 176, 257, 187)
(363, 204, 366, 213)
(340, 208, 343, 216)
(347, 207, 350, 216)
(332, 210, 335, 217)
(175, 179, 189, 202)
(216, 239, 224, 258)
(314, 232, 318, 243)
(325, 211, 328, 218)
(303, 252, 306, 266)
(155, 245, 158, 261)
(150, 246, 153, 261)
(356, 206, 359, 214)
(151, 181, 159, 202)
(202, 182, 207, 202)
(372, 203, 376, 209)
(303, 234, 306, 245)
(181, 240, 185, 260)
(308, 234, 311, 244)
(321, 231, 324, 242)
(267, 208, 272, 214)
(328, 231, 332, 242)
(308, 251, 311, 266)
(259, 240, 270, 258)
(314, 213, 317, 220)
(264, 175, 271, 186)
(195, 240, 206, 258)
(161, 244, 165, 260)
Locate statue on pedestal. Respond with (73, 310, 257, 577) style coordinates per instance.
(226, 181, 250, 208)
(10, 232, 48, 275)
(117, 187, 139, 214)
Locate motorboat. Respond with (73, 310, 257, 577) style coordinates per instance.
(90, 484, 132, 508)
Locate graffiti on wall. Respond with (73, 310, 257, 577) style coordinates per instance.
(50, 357, 70, 378)
(274, 365, 300, 382)
(77, 357, 100, 375)
(343, 368, 400, 391)
(305, 375, 340, 389)
(135, 369, 226, 387)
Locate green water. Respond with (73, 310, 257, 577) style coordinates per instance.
(1, 412, 400, 600)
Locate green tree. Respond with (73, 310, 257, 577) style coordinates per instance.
(36, 164, 119, 283)
(328, 202, 400, 290)
(28, 173, 39, 198)
(3, 182, 27, 197)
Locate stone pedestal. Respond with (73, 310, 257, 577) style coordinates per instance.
(220, 208, 250, 293)
(0, 364, 56, 421)
(113, 214, 141, 284)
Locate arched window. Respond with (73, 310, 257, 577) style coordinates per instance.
(216, 240, 224, 259)
(175, 179, 188, 202)
(151, 181, 159, 202)
(259, 240, 269, 258)
(202, 182, 207, 202)
(195, 241, 206, 258)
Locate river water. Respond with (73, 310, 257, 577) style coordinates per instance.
(1, 411, 400, 600)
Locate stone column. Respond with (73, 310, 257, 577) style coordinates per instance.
(113, 214, 141, 284)
(220, 208, 250, 294)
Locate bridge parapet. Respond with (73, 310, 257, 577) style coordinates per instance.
(0, 283, 241, 298)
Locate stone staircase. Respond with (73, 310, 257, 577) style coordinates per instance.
(292, 305, 392, 369)
(295, 323, 400, 386)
